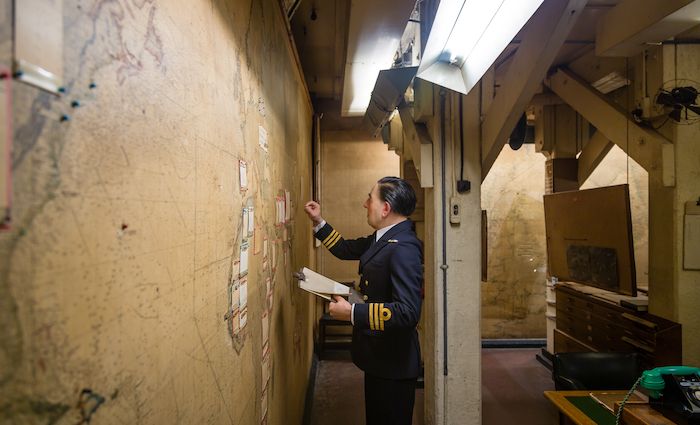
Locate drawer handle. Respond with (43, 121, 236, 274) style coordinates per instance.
(621, 336, 654, 353)
(621, 313, 658, 330)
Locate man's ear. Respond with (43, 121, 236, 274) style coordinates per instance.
(382, 201, 392, 218)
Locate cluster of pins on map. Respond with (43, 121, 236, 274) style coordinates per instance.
(56, 81, 98, 123)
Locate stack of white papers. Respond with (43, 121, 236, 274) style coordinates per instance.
(296, 267, 350, 301)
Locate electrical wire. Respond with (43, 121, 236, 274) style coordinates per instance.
(459, 95, 464, 181)
(439, 90, 448, 377)
(625, 58, 630, 185)
(615, 375, 643, 425)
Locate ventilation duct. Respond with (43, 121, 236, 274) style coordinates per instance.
(363, 66, 418, 137)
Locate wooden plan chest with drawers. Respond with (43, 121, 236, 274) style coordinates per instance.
(554, 284, 682, 369)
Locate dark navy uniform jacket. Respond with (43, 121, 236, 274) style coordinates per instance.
(315, 219, 423, 379)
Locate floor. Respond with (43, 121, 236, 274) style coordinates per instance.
(482, 348, 558, 425)
(309, 348, 556, 425)
(309, 359, 424, 425)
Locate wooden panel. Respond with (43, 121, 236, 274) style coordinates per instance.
(544, 184, 637, 296)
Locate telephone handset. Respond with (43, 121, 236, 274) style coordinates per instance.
(639, 366, 700, 425)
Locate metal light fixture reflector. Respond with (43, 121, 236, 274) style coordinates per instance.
(417, 0, 545, 95)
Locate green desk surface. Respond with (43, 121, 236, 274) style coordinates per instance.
(545, 390, 675, 425)
(565, 396, 616, 425)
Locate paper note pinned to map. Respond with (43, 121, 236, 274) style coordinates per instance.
(239, 277, 247, 308)
(240, 239, 249, 277)
(239, 277, 248, 329)
(247, 206, 255, 236)
(284, 190, 291, 222)
(229, 279, 241, 335)
(239, 159, 247, 191)
(262, 312, 269, 354)
(276, 197, 285, 225)
(242, 208, 249, 235)
(271, 243, 277, 271)
(258, 125, 268, 152)
(265, 276, 273, 311)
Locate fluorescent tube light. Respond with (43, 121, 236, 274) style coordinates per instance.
(417, 0, 545, 95)
(591, 71, 630, 94)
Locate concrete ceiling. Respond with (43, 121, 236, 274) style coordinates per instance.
(290, 0, 700, 116)
(290, 0, 348, 101)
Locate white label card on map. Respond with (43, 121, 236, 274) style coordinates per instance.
(284, 190, 291, 221)
(258, 126, 268, 152)
(247, 206, 254, 235)
(240, 307, 247, 329)
(231, 279, 240, 334)
(271, 243, 277, 270)
(240, 239, 249, 277)
(262, 312, 269, 353)
(242, 208, 249, 235)
(231, 279, 240, 312)
(239, 277, 248, 310)
(239, 160, 247, 191)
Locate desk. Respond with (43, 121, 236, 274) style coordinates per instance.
(544, 390, 676, 425)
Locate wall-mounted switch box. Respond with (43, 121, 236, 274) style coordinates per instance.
(450, 197, 460, 224)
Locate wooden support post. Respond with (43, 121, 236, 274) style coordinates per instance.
(481, 0, 589, 179)
(577, 131, 614, 187)
(398, 107, 434, 188)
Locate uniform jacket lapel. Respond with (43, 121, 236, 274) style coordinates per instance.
(359, 220, 412, 274)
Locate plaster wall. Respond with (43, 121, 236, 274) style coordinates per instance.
(318, 130, 399, 282)
(481, 145, 547, 338)
(0, 1, 314, 424)
(480, 142, 649, 339)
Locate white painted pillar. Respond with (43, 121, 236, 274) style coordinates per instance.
(423, 84, 482, 424)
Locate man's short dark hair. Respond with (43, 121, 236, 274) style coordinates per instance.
(377, 176, 417, 217)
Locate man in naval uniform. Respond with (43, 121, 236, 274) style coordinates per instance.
(304, 176, 423, 425)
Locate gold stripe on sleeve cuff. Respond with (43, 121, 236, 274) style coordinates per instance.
(327, 234, 342, 249)
(324, 232, 340, 248)
(322, 230, 337, 245)
(369, 304, 375, 330)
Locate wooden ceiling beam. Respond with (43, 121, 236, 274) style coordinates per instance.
(481, 0, 589, 180)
